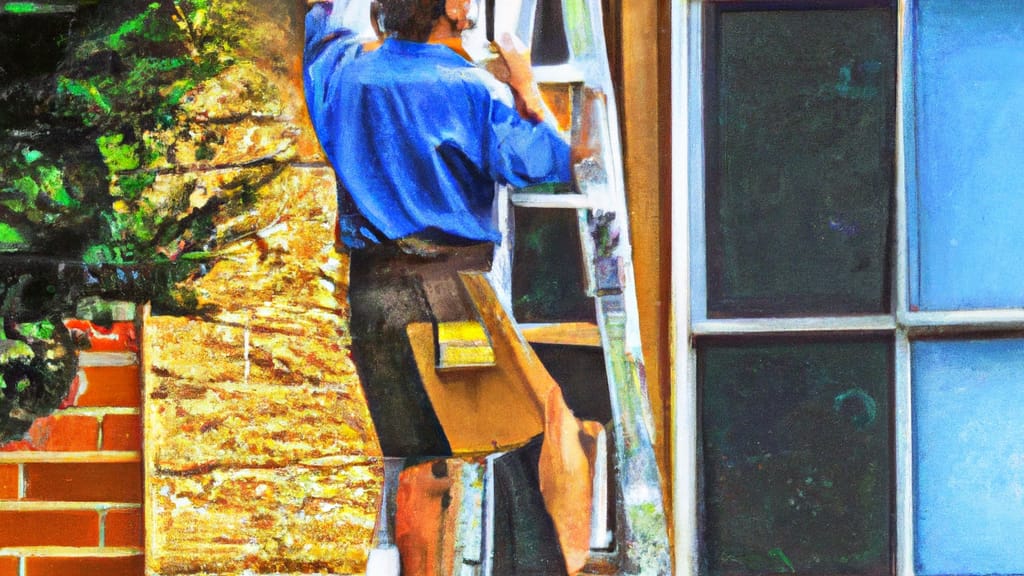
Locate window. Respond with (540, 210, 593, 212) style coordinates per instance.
(673, 1, 1024, 574)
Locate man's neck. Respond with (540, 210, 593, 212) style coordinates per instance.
(428, 15, 460, 43)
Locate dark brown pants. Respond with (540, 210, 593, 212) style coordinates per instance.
(348, 241, 493, 457)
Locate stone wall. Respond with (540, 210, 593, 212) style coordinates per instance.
(139, 4, 384, 574)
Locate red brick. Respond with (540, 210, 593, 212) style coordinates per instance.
(25, 554, 143, 576)
(101, 414, 141, 451)
(24, 463, 142, 503)
(0, 510, 98, 546)
(64, 320, 139, 352)
(75, 366, 141, 408)
(0, 557, 17, 576)
(24, 415, 99, 452)
(0, 464, 18, 499)
(104, 508, 143, 547)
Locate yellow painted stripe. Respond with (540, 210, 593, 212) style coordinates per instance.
(437, 321, 490, 344)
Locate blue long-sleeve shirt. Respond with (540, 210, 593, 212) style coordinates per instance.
(303, 2, 572, 247)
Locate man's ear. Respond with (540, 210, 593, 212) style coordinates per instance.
(444, 0, 464, 22)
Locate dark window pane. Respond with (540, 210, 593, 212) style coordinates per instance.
(511, 207, 595, 323)
(531, 0, 571, 66)
(699, 338, 892, 575)
(705, 5, 895, 317)
(533, 343, 611, 424)
(911, 0, 1024, 310)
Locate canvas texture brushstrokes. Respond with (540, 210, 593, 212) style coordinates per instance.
(0, 0, 670, 574)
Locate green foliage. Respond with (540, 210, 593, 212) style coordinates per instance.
(106, 2, 162, 50)
(97, 133, 141, 173)
(17, 320, 56, 340)
(0, 0, 292, 441)
(0, 224, 24, 246)
(0, 148, 85, 249)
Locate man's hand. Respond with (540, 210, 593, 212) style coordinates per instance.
(493, 33, 549, 124)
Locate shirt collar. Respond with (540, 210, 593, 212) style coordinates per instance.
(381, 38, 474, 63)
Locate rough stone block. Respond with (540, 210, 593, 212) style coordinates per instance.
(147, 378, 378, 471)
(147, 459, 381, 575)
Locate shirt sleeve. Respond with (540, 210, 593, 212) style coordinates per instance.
(303, 1, 363, 139)
(485, 98, 572, 188)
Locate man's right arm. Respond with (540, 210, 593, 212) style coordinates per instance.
(490, 33, 560, 132)
(303, 0, 376, 250)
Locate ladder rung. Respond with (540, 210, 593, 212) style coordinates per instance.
(521, 322, 601, 347)
(510, 193, 591, 209)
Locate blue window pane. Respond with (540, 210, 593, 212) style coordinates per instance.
(911, 0, 1024, 310)
(913, 339, 1024, 574)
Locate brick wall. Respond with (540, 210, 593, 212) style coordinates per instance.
(0, 320, 144, 576)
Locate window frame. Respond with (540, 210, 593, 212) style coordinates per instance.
(672, 0, 1024, 573)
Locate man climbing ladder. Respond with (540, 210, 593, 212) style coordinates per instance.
(302, 0, 600, 572)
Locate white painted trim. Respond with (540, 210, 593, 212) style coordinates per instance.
(901, 309, 1024, 331)
(894, 6, 915, 574)
(895, 332, 914, 576)
(0, 451, 140, 464)
(687, 0, 708, 325)
(0, 547, 142, 558)
(509, 193, 591, 209)
(671, 1, 696, 575)
(894, 0, 910, 320)
(77, 352, 138, 368)
(56, 407, 140, 417)
(693, 315, 897, 336)
(0, 501, 141, 512)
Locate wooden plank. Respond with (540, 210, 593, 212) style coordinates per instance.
(407, 322, 544, 454)
(521, 322, 601, 347)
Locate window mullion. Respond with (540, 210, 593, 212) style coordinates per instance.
(895, 329, 915, 576)
(693, 315, 896, 336)
(674, 1, 700, 575)
(894, 2, 915, 575)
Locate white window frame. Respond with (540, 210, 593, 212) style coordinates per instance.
(671, 1, 1024, 574)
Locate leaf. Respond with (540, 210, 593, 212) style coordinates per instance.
(58, 77, 112, 114)
(107, 2, 161, 50)
(36, 165, 77, 208)
(83, 244, 116, 265)
(97, 133, 140, 173)
(18, 320, 55, 340)
(0, 222, 26, 245)
(12, 175, 39, 201)
(21, 148, 43, 165)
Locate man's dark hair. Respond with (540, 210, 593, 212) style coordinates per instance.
(377, 0, 446, 41)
